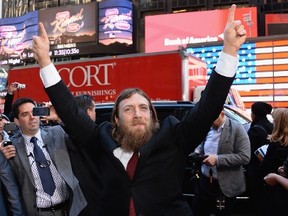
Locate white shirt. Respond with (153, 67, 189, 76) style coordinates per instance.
(201, 120, 225, 179)
(24, 130, 69, 207)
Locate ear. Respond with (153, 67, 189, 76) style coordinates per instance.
(14, 118, 20, 127)
(115, 116, 119, 125)
(86, 109, 92, 117)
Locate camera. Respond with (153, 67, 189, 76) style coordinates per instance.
(33, 107, 50, 116)
(190, 152, 208, 163)
(3, 140, 12, 147)
(17, 83, 26, 89)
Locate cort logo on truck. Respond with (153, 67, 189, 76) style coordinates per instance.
(57, 62, 115, 87)
(7, 50, 209, 104)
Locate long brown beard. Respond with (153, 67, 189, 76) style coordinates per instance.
(113, 120, 159, 152)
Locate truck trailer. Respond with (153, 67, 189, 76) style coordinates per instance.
(7, 49, 207, 103)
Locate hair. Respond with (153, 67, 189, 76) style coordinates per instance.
(111, 88, 159, 129)
(271, 108, 281, 120)
(270, 108, 288, 146)
(251, 101, 272, 117)
(12, 97, 36, 119)
(74, 94, 94, 111)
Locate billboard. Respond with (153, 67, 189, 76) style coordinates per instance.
(0, 0, 135, 65)
(0, 11, 38, 65)
(99, 0, 133, 46)
(265, 14, 288, 36)
(39, 2, 97, 57)
(186, 37, 288, 109)
(145, 7, 257, 53)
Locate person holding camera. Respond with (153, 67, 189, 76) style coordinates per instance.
(191, 110, 250, 216)
(1, 97, 87, 216)
(2, 82, 25, 138)
(4, 82, 24, 122)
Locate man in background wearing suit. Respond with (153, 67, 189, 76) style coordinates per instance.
(2, 97, 86, 216)
(192, 110, 250, 216)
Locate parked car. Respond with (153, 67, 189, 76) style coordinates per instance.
(95, 100, 251, 211)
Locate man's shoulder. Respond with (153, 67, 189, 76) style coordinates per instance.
(10, 131, 22, 142)
(227, 118, 246, 133)
(41, 125, 65, 133)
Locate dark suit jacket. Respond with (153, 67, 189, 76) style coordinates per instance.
(9, 126, 87, 216)
(0, 152, 25, 215)
(46, 71, 234, 216)
(64, 129, 103, 215)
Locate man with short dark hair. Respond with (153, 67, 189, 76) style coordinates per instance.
(2, 97, 86, 216)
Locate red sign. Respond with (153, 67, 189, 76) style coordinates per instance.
(145, 7, 257, 53)
(265, 14, 288, 36)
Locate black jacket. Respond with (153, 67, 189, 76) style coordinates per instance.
(45, 71, 234, 216)
(63, 128, 103, 216)
(248, 117, 273, 166)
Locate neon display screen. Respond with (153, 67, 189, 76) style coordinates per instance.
(99, 0, 133, 46)
(0, 11, 38, 65)
(39, 2, 97, 57)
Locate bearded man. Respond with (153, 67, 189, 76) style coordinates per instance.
(32, 4, 246, 216)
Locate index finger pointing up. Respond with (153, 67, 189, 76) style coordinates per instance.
(38, 22, 49, 43)
(227, 4, 236, 24)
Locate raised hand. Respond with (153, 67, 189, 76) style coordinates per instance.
(32, 22, 52, 68)
(223, 4, 247, 57)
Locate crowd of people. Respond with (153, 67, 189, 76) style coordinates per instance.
(0, 4, 287, 216)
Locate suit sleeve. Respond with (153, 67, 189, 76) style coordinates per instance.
(176, 70, 235, 154)
(0, 152, 25, 215)
(45, 80, 98, 146)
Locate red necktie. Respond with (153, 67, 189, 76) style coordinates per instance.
(126, 152, 138, 216)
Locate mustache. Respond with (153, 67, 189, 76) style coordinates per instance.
(131, 120, 145, 125)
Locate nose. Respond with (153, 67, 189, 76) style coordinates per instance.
(29, 112, 35, 119)
(134, 108, 142, 118)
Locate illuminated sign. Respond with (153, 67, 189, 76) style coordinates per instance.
(39, 2, 96, 58)
(99, 0, 133, 46)
(0, 0, 135, 64)
(145, 7, 257, 52)
(265, 14, 288, 36)
(187, 38, 288, 108)
(0, 11, 38, 65)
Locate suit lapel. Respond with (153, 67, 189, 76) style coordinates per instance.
(15, 138, 35, 186)
(41, 130, 75, 187)
(218, 118, 230, 152)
